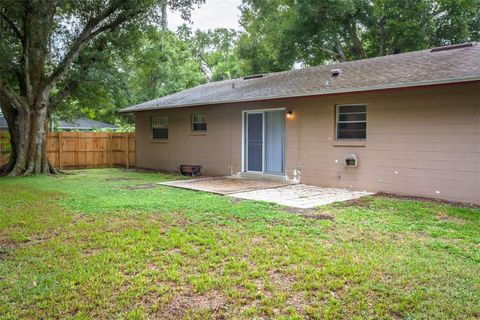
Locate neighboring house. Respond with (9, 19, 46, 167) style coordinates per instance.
(55, 118, 118, 131)
(0, 115, 118, 132)
(0, 111, 7, 132)
(121, 42, 480, 205)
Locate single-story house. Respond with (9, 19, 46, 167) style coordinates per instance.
(121, 42, 480, 205)
(0, 114, 118, 132)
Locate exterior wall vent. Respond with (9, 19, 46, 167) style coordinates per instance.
(431, 42, 474, 53)
(331, 69, 342, 77)
(345, 154, 358, 167)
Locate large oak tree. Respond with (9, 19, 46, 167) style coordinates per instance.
(238, 0, 480, 73)
(0, 0, 202, 176)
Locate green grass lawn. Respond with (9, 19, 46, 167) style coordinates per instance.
(0, 169, 479, 319)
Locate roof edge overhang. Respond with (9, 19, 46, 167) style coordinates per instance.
(120, 76, 480, 113)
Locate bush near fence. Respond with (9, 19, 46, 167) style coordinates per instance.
(0, 131, 135, 169)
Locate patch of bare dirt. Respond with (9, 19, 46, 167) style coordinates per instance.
(170, 216, 193, 227)
(0, 235, 12, 247)
(283, 207, 316, 214)
(269, 270, 308, 314)
(233, 269, 310, 316)
(268, 270, 296, 291)
(250, 236, 265, 245)
(105, 177, 137, 181)
(166, 248, 181, 255)
(336, 197, 374, 208)
(302, 213, 335, 221)
(123, 168, 177, 175)
(436, 213, 466, 225)
(50, 173, 68, 178)
(82, 248, 103, 257)
(155, 288, 229, 319)
(375, 192, 480, 209)
(0, 232, 59, 259)
(0, 248, 8, 260)
(229, 197, 245, 204)
(123, 183, 158, 190)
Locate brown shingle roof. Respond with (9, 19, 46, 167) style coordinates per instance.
(121, 43, 480, 113)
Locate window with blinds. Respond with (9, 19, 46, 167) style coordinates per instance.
(152, 116, 168, 140)
(336, 105, 366, 140)
(191, 113, 207, 132)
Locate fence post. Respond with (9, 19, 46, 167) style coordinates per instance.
(125, 134, 130, 169)
(58, 132, 62, 169)
(109, 133, 113, 168)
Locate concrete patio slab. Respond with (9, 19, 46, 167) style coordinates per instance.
(159, 177, 290, 195)
(229, 184, 373, 208)
(160, 177, 373, 208)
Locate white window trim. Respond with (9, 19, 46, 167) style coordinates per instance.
(335, 104, 367, 140)
(151, 116, 168, 140)
(191, 113, 207, 132)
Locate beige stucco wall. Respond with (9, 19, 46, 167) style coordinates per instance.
(135, 83, 480, 204)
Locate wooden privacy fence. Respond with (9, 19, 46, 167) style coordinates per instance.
(0, 131, 135, 169)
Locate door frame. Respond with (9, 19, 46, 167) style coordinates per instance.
(241, 108, 286, 174)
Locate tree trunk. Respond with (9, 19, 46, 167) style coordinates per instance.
(379, 16, 386, 56)
(347, 22, 367, 59)
(1, 0, 154, 176)
(2, 105, 56, 176)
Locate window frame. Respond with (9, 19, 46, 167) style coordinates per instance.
(191, 113, 207, 132)
(335, 104, 367, 141)
(151, 116, 169, 140)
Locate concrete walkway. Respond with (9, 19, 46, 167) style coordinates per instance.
(160, 177, 372, 209)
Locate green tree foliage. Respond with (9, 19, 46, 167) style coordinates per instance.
(178, 26, 242, 81)
(126, 27, 206, 104)
(57, 25, 241, 125)
(237, 0, 295, 74)
(0, 0, 204, 175)
(238, 0, 480, 71)
(53, 30, 139, 125)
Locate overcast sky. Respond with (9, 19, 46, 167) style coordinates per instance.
(168, 0, 242, 31)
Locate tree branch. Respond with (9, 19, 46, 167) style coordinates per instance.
(90, 11, 133, 38)
(0, 80, 26, 111)
(317, 46, 346, 62)
(0, 91, 15, 115)
(347, 22, 366, 59)
(44, 1, 125, 92)
(379, 16, 385, 56)
(50, 28, 121, 110)
(49, 79, 81, 110)
(198, 53, 213, 81)
(0, 10, 23, 41)
(335, 42, 347, 62)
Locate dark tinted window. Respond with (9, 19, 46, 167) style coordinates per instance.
(152, 117, 168, 140)
(336, 105, 366, 140)
(193, 123, 207, 131)
(153, 128, 168, 139)
(192, 113, 207, 132)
